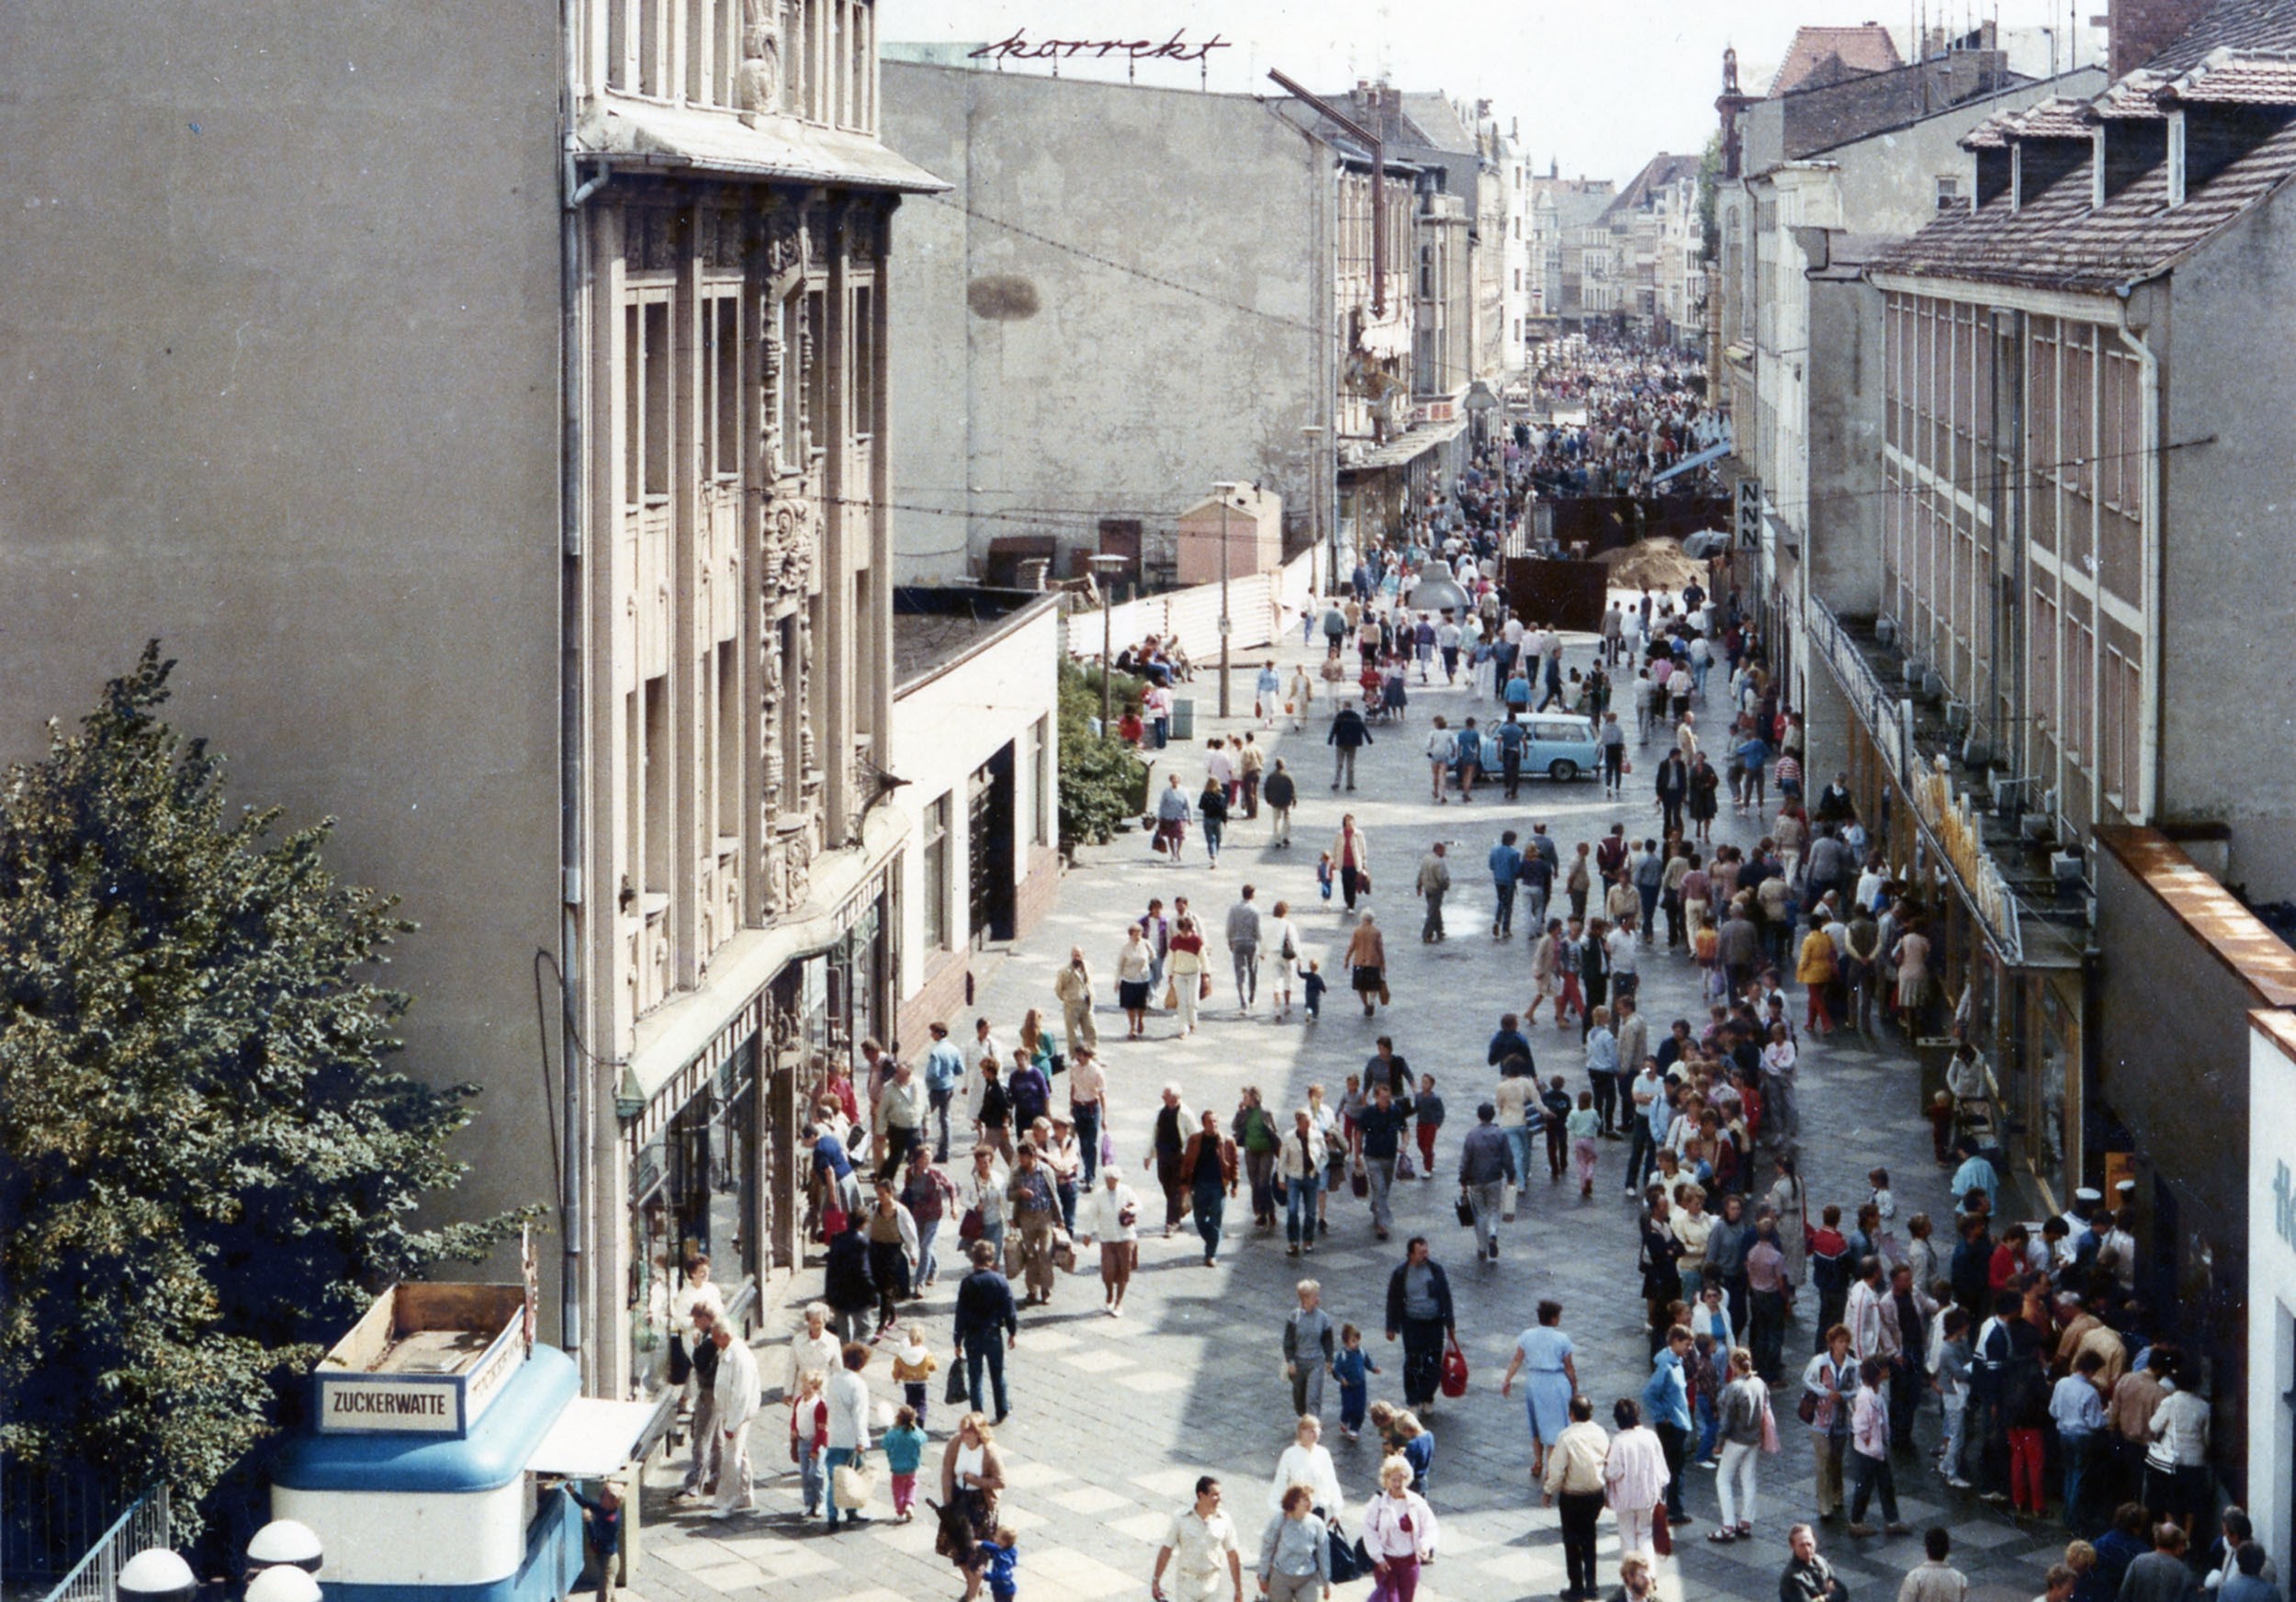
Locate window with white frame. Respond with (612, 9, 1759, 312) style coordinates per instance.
(920, 794, 951, 950)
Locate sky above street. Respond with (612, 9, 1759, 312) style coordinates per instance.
(879, 0, 2109, 184)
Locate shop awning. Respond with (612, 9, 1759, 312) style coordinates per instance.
(1338, 418, 1467, 476)
(1652, 440, 1732, 484)
(526, 1398, 661, 1479)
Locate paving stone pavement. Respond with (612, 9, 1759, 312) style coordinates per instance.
(628, 622, 2073, 1602)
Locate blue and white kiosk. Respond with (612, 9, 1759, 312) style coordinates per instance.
(270, 1285, 655, 1602)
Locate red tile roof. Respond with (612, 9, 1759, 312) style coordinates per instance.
(1958, 110, 2019, 150)
(1768, 25, 1904, 96)
(2158, 48, 2296, 104)
(1873, 112, 2296, 290)
(2086, 70, 2172, 118)
(2009, 96, 2100, 139)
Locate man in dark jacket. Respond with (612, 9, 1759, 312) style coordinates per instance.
(1458, 1105, 1518, 1261)
(1327, 703, 1373, 790)
(1780, 1523, 1850, 1602)
(952, 1240, 1019, 1422)
(1383, 1236, 1457, 1408)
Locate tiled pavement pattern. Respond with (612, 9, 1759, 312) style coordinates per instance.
(630, 624, 2072, 1602)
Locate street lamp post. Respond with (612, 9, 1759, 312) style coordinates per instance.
(1211, 481, 1241, 719)
(1087, 553, 1129, 735)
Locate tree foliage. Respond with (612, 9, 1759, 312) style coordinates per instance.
(1696, 131, 1724, 265)
(1055, 660, 1150, 850)
(0, 645, 525, 1516)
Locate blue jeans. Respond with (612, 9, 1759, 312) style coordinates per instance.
(799, 1447, 825, 1513)
(1195, 1189, 1226, 1260)
(1503, 1128, 1534, 1199)
(825, 1446, 860, 1524)
(929, 1087, 954, 1161)
(1694, 1391, 1719, 1460)
(1626, 1123, 1658, 1192)
(1073, 1101, 1102, 1184)
(1284, 1174, 1321, 1245)
(1494, 881, 1516, 934)
(916, 1217, 942, 1288)
(962, 1333, 1010, 1418)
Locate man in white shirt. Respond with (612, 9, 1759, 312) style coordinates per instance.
(710, 1320, 762, 1517)
(872, 1058, 928, 1179)
(1153, 1476, 1244, 1602)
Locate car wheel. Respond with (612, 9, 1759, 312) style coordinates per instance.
(1549, 759, 1579, 782)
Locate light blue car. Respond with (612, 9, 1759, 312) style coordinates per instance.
(1514, 714, 1603, 782)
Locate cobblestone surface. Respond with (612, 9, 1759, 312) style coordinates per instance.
(626, 624, 2069, 1602)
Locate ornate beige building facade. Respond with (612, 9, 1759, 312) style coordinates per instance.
(568, 0, 942, 1399)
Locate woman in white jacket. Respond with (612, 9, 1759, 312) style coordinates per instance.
(1073, 1166, 1142, 1315)
(1267, 1415, 1345, 1523)
(1360, 1455, 1438, 1600)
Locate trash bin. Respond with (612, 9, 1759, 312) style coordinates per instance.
(1168, 698, 1196, 742)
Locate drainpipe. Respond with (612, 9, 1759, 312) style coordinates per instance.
(2113, 296, 2160, 823)
(2007, 309, 2027, 792)
(557, 0, 602, 1377)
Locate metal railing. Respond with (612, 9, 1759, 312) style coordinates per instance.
(34, 1489, 170, 1602)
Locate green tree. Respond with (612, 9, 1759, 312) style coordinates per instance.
(1055, 660, 1149, 850)
(0, 644, 525, 1517)
(1695, 130, 1725, 265)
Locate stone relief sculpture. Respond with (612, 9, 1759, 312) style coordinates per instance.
(735, 0, 782, 120)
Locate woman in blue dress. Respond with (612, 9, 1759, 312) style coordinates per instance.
(1500, 1298, 1581, 1479)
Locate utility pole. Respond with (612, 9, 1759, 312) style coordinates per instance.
(1212, 482, 1239, 718)
(1089, 553, 1129, 734)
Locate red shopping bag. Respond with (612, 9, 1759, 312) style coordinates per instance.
(1439, 1335, 1469, 1399)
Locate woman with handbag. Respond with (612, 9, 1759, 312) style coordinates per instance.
(823, 1342, 875, 1529)
(1361, 1456, 1438, 1602)
(1257, 1484, 1332, 1602)
(958, 1145, 1009, 1260)
(1074, 1165, 1142, 1315)
(937, 1413, 1007, 1601)
(1603, 1397, 1669, 1568)
(1710, 1346, 1773, 1543)
(1343, 913, 1388, 1020)
(1168, 917, 1209, 1037)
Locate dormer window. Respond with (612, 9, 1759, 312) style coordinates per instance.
(2167, 109, 2187, 207)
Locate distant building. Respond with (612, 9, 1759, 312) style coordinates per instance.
(1720, 0, 2296, 1510)
(1767, 22, 1905, 94)
(881, 60, 1337, 586)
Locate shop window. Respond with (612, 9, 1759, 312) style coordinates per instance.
(921, 794, 951, 950)
(628, 1043, 758, 1399)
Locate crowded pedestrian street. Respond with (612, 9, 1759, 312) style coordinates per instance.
(628, 617, 2076, 1602)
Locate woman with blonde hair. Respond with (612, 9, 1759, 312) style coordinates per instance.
(1710, 1345, 1772, 1543)
(937, 1412, 1007, 1600)
(1359, 1455, 1438, 1602)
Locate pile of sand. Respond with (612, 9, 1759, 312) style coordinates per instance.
(1599, 536, 1707, 592)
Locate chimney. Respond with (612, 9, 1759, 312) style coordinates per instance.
(2110, 0, 2212, 78)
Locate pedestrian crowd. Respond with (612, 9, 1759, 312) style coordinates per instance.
(651, 338, 2229, 1602)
